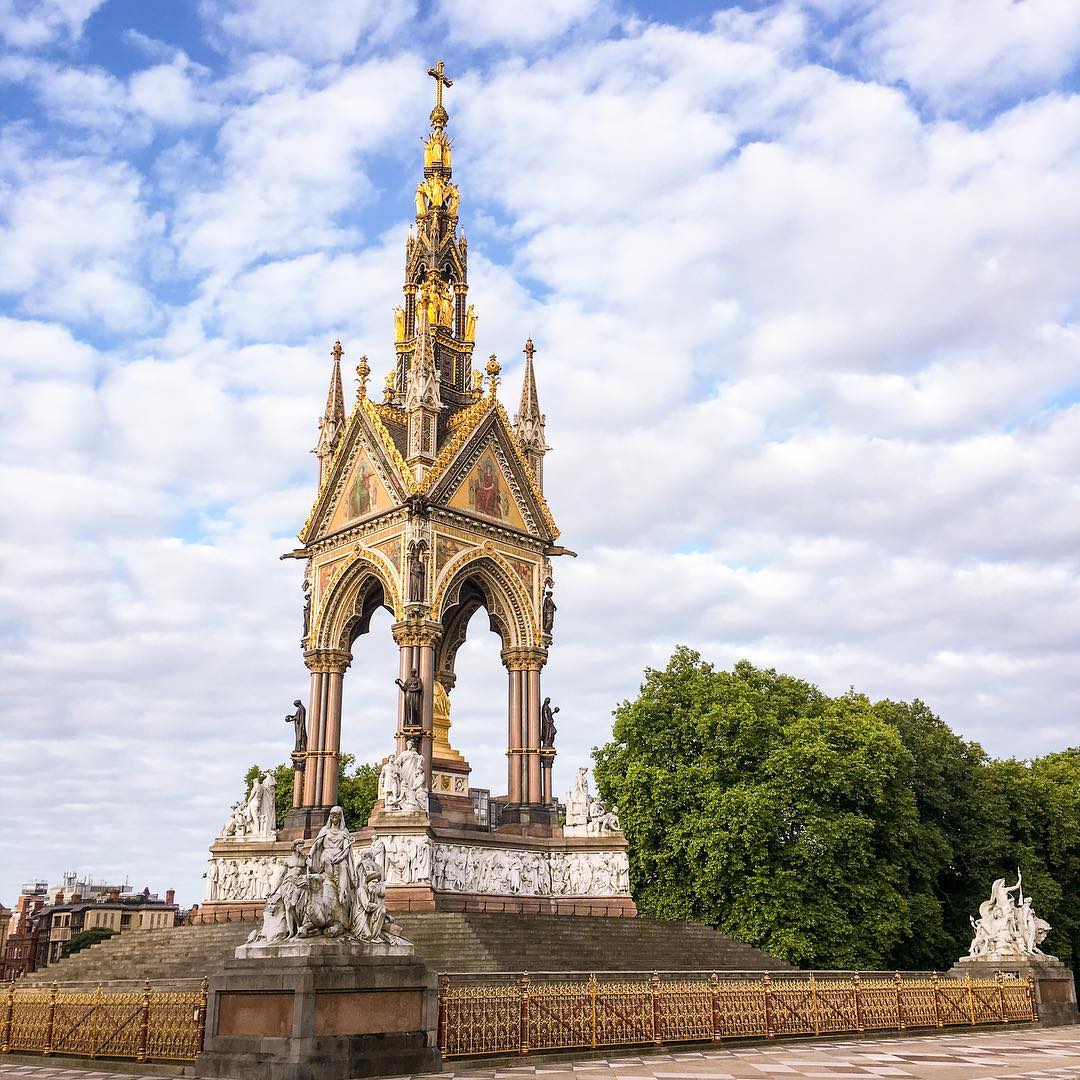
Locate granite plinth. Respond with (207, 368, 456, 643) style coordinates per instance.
(196, 947, 440, 1080)
(233, 938, 414, 961)
(951, 957, 1078, 1026)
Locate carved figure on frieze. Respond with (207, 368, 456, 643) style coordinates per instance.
(540, 697, 559, 749)
(396, 668, 424, 733)
(286, 699, 307, 754)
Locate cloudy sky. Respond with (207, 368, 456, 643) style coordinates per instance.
(2, 0, 1079, 907)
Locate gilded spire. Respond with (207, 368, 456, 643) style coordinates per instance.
(427, 59, 453, 130)
(314, 340, 347, 479)
(514, 338, 548, 487)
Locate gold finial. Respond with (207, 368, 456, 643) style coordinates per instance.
(485, 353, 501, 397)
(355, 356, 370, 400)
(331, 340, 344, 363)
(472, 369, 483, 397)
(427, 59, 452, 130)
(523, 337, 535, 362)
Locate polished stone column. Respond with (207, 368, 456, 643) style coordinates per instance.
(392, 621, 443, 787)
(301, 670, 324, 807)
(502, 647, 547, 805)
(300, 650, 351, 810)
(505, 664, 524, 803)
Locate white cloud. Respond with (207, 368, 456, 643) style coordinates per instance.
(0, 0, 103, 48)
(0, 139, 163, 328)
(199, 0, 417, 61)
(819, 0, 1080, 114)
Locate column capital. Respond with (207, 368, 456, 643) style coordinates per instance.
(303, 648, 352, 674)
(501, 646, 548, 672)
(392, 619, 444, 648)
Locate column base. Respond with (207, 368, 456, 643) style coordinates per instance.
(497, 802, 559, 828)
(282, 806, 330, 838)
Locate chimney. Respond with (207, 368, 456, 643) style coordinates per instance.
(71, 893, 82, 904)
(108, 888, 119, 902)
(53, 890, 63, 905)
(165, 889, 175, 906)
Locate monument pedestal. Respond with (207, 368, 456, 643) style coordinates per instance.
(196, 942, 440, 1080)
(951, 957, 1079, 1026)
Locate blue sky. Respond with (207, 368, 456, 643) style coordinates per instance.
(2, 0, 1080, 908)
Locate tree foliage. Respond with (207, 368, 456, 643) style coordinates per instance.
(61, 926, 117, 958)
(244, 754, 381, 830)
(594, 647, 1080, 973)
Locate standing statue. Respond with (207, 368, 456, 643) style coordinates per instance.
(542, 587, 557, 636)
(396, 667, 424, 733)
(286, 699, 307, 754)
(540, 697, 559, 749)
(463, 304, 477, 342)
(301, 579, 311, 641)
(407, 545, 426, 602)
(393, 305, 406, 342)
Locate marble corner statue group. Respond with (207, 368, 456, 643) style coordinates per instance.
(201, 58, 634, 928)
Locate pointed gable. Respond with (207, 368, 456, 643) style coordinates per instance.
(428, 402, 559, 542)
(447, 444, 528, 531)
(328, 446, 393, 532)
(299, 403, 413, 544)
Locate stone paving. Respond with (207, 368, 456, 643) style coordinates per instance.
(0, 1026, 1078, 1080)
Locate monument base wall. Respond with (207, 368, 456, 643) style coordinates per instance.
(950, 957, 1079, 1026)
(195, 943, 439, 1080)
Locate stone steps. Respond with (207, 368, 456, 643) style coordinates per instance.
(19, 914, 792, 988)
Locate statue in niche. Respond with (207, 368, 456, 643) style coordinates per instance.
(408, 543, 426, 602)
(301, 577, 311, 640)
(437, 279, 454, 326)
(396, 667, 424, 733)
(541, 697, 559, 749)
(542, 587, 557, 636)
(286, 699, 307, 754)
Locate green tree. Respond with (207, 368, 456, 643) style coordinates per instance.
(594, 648, 1080, 974)
(594, 649, 928, 969)
(244, 753, 381, 829)
(61, 926, 117, 958)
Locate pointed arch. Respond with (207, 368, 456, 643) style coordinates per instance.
(315, 555, 402, 652)
(434, 550, 537, 652)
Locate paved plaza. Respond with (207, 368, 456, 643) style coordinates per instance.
(2, 1027, 1080, 1080)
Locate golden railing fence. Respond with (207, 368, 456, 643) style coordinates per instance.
(437, 971, 1038, 1058)
(1, 979, 207, 1063)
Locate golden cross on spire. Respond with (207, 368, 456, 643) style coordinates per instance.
(427, 60, 453, 110)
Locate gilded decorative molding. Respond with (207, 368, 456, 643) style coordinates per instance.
(392, 619, 444, 648)
(303, 648, 352, 674)
(501, 646, 548, 672)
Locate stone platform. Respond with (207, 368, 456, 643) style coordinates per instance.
(195, 942, 439, 1080)
(951, 957, 1079, 1026)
